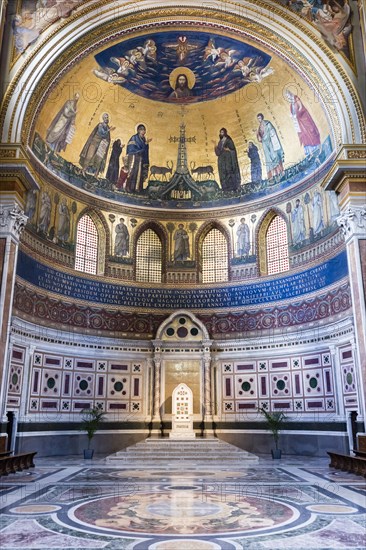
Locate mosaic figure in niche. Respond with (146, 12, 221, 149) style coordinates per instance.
(291, 199, 306, 245)
(79, 113, 115, 178)
(37, 191, 52, 234)
(125, 124, 151, 193)
(247, 141, 262, 183)
(312, 189, 325, 235)
(106, 139, 124, 185)
(173, 224, 190, 262)
(256, 113, 284, 181)
(25, 190, 37, 223)
(329, 190, 340, 221)
(114, 218, 130, 256)
(213, 128, 241, 192)
(57, 199, 70, 244)
(285, 90, 320, 157)
(45, 93, 79, 157)
(236, 218, 250, 258)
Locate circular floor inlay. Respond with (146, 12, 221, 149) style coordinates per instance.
(150, 540, 220, 549)
(71, 491, 298, 535)
(307, 504, 358, 514)
(147, 499, 222, 517)
(165, 485, 202, 491)
(11, 505, 61, 514)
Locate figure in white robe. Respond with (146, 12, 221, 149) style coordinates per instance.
(312, 189, 325, 234)
(236, 218, 250, 257)
(291, 199, 306, 244)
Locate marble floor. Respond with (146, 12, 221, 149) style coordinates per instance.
(0, 452, 365, 549)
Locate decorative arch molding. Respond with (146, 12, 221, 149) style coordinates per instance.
(75, 207, 108, 275)
(155, 309, 211, 342)
(256, 207, 289, 276)
(0, 1, 364, 149)
(196, 220, 231, 282)
(133, 220, 168, 281)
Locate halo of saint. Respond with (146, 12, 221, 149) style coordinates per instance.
(169, 67, 196, 99)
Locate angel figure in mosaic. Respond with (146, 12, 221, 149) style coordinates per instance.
(165, 36, 199, 63)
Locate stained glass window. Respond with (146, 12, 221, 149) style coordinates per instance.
(136, 229, 162, 282)
(75, 215, 98, 274)
(266, 216, 289, 275)
(202, 229, 228, 283)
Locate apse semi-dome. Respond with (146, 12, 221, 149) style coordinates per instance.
(30, 24, 334, 210)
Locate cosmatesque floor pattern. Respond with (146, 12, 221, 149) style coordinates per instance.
(0, 453, 365, 549)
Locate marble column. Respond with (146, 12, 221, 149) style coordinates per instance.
(153, 353, 162, 423)
(203, 353, 212, 419)
(322, 145, 366, 422)
(0, 202, 28, 419)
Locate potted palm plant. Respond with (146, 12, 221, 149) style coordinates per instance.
(259, 407, 286, 459)
(80, 407, 106, 459)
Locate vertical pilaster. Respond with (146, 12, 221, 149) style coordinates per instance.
(0, 202, 27, 420)
(18, 344, 35, 421)
(329, 344, 345, 418)
(337, 206, 366, 420)
(322, 145, 366, 423)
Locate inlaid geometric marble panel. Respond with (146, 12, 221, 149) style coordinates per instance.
(220, 350, 336, 417)
(339, 345, 358, 410)
(7, 346, 26, 409)
(25, 350, 145, 417)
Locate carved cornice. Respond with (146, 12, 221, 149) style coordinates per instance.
(337, 206, 366, 240)
(0, 144, 41, 193)
(0, 203, 28, 240)
(322, 145, 366, 197)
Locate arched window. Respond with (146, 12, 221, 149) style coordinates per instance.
(266, 215, 289, 275)
(202, 229, 228, 283)
(136, 229, 162, 282)
(75, 214, 99, 275)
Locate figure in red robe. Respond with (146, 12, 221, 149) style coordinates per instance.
(286, 91, 321, 156)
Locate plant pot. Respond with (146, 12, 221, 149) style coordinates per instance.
(83, 449, 94, 459)
(271, 449, 282, 459)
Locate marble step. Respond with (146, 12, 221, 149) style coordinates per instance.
(106, 438, 258, 465)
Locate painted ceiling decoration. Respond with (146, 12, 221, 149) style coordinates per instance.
(275, 0, 353, 59)
(31, 20, 334, 210)
(11, 1, 354, 62)
(11, 0, 84, 55)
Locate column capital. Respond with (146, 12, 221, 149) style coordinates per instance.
(0, 202, 28, 241)
(337, 205, 366, 240)
(328, 344, 337, 356)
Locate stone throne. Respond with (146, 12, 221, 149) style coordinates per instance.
(170, 382, 195, 439)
